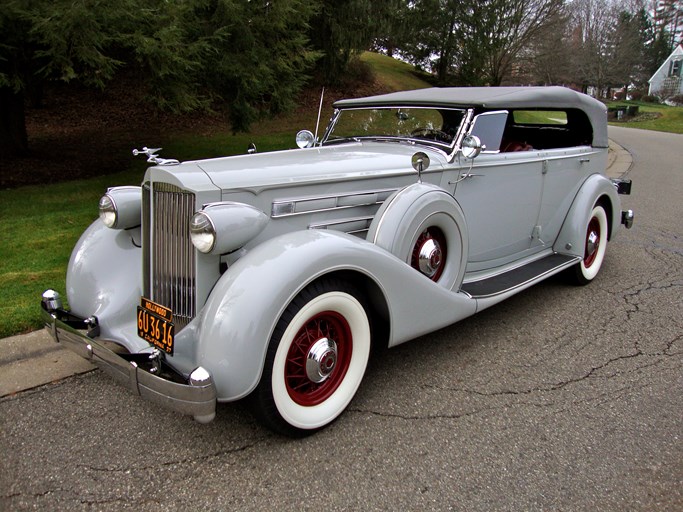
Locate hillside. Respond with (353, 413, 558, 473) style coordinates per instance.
(2, 52, 430, 189)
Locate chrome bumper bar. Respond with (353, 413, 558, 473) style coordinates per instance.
(40, 291, 216, 423)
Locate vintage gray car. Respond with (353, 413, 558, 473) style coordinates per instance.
(41, 86, 633, 436)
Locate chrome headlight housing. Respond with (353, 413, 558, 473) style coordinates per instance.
(190, 202, 269, 255)
(98, 186, 142, 229)
(189, 212, 217, 254)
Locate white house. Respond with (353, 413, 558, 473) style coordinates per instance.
(648, 44, 683, 100)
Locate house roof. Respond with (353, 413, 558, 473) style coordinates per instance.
(648, 43, 683, 84)
(335, 86, 608, 147)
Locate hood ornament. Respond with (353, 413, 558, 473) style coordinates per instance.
(132, 147, 180, 166)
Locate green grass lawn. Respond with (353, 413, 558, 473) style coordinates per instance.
(1, 55, 679, 338)
(0, 168, 142, 337)
(0, 129, 301, 338)
(607, 100, 683, 134)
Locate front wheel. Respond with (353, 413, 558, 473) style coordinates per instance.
(568, 204, 608, 285)
(251, 279, 371, 436)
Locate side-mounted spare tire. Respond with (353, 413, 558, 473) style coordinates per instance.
(367, 183, 468, 292)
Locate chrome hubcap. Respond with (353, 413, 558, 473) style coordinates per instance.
(305, 338, 338, 383)
(586, 230, 599, 258)
(417, 238, 443, 278)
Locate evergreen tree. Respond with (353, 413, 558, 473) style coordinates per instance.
(607, 10, 646, 91)
(0, 0, 318, 157)
(309, 0, 405, 83)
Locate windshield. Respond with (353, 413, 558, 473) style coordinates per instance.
(323, 107, 465, 148)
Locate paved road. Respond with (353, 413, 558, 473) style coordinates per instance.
(1, 127, 681, 511)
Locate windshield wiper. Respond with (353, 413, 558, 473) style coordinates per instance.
(324, 136, 361, 145)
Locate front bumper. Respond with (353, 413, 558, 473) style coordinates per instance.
(40, 291, 216, 423)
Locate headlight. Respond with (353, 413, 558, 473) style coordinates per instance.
(98, 186, 142, 229)
(190, 203, 269, 254)
(98, 195, 117, 227)
(189, 212, 217, 253)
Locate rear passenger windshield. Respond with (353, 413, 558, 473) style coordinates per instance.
(512, 111, 567, 125)
(500, 109, 592, 151)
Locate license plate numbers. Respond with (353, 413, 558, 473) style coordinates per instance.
(137, 298, 174, 354)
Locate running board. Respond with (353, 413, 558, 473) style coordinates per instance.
(461, 254, 581, 299)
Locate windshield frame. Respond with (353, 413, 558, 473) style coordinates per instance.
(320, 106, 469, 153)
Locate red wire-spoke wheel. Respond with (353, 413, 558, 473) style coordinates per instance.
(570, 204, 609, 285)
(284, 311, 352, 406)
(583, 216, 601, 268)
(410, 227, 447, 282)
(253, 280, 371, 436)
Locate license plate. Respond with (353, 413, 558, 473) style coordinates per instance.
(137, 298, 175, 354)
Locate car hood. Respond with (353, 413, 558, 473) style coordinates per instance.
(191, 141, 446, 192)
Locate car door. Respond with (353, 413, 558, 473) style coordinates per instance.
(448, 111, 544, 270)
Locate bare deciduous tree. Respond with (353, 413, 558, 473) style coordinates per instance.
(398, 0, 565, 85)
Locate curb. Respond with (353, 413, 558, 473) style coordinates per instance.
(606, 138, 633, 179)
(0, 329, 94, 398)
(0, 139, 634, 398)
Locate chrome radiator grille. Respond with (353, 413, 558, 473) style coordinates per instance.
(142, 182, 197, 332)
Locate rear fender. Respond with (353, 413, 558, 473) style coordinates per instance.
(554, 174, 621, 257)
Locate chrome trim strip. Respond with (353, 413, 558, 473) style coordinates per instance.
(41, 304, 216, 422)
(271, 188, 397, 218)
(308, 215, 374, 231)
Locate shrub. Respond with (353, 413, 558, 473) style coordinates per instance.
(669, 95, 683, 106)
(642, 95, 660, 103)
(629, 90, 643, 101)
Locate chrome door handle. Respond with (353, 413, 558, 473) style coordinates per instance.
(449, 173, 483, 185)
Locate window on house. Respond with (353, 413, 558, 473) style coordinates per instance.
(669, 59, 682, 77)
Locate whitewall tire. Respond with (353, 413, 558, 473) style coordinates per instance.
(570, 204, 608, 285)
(252, 279, 371, 436)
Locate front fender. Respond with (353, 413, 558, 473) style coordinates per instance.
(554, 173, 622, 257)
(194, 230, 477, 401)
(66, 219, 145, 352)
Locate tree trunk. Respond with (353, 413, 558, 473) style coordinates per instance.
(0, 87, 29, 158)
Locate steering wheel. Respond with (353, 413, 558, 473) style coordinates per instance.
(411, 128, 450, 141)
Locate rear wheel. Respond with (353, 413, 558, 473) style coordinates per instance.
(251, 279, 371, 436)
(569, 204, 608, 285)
